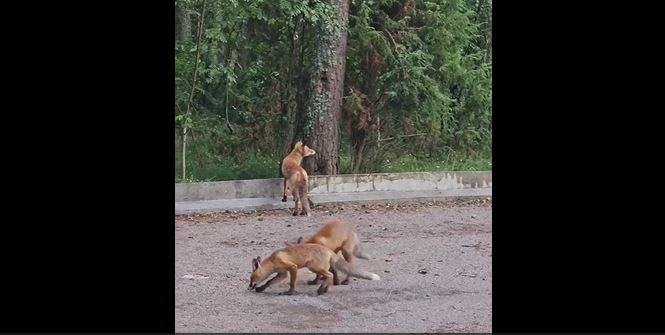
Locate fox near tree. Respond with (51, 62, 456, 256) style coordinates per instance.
(175, 0, 492, 182)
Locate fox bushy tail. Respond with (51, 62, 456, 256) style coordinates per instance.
(332, 254, 380, 281)
(351, 231, 371, 259)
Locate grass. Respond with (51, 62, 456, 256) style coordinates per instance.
(382, 152, 492, 173)
(176, 152, 281, 183)
(176, 150, 491, 183)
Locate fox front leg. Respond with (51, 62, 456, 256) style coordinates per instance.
(279, 264, 299, 295)
(255, 272, 287, 293)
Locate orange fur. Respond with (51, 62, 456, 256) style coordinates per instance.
(287, 219, 371, 285)
(249, 243, 379, 295)
(281, 141, 316, 216)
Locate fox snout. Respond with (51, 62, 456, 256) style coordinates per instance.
(248, 281, 257, 290)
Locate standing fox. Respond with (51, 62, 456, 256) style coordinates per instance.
(280, 141, 316, 216)
(286, 219, 371, 285)
(249, 243, 380, 296)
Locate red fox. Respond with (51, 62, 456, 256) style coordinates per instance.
(286, 219, 371, 285)
(280, 141, 316, 216)
(248, 243, 380, 295)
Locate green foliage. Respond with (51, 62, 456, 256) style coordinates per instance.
(175, 150, 280, 182)
(175, 0, 492, 182)
(383, 151, 492, 173)
(345, 0, 491, 154)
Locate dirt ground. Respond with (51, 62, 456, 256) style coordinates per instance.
(175, 198, 492, 333)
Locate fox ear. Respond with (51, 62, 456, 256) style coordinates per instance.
(252, 257, 261, 270)
(297, 236, 303, 244)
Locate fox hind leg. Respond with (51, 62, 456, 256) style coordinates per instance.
(282, 178, 288, 202)
(308, 274, 323, 285)
(340, 249, 353, 285)
(309, 267, 334, 295)
(291, 187, 300, 216)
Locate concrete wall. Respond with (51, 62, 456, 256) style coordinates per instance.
(175, 171, 492, 202)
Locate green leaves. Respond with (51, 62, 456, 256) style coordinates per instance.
(175, 0, 491, 180)
(175, 113, 194, 130)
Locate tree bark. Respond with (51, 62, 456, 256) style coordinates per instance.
(351, 45, 380, 174)
(282, 14, 305, 156)
(304, 0, 350, 176)
(176, 5, 191, 43)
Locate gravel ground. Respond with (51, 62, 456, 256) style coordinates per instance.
(175, 199, 492, 332)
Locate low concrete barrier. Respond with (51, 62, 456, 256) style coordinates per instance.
(175, 171, 491, 202)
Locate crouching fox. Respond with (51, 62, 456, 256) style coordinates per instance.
(249, 243, 379, 295)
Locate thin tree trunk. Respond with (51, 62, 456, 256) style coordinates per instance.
(181, 0, 206, 181)
(351, 45, 380, 174)
(176, 5, 191, 43)
(182, 128, 188, 180)
(283, 14, 305, 156)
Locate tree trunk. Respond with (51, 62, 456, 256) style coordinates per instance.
(182, 128, 188, 180)
(351, 132, 367, 174)
(180, 0, 206, 181)
(176, 5, 191, 43)
(304, 0, 350, 176)
(351, 45, 380, 174)
(282, 14, 305, 156)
